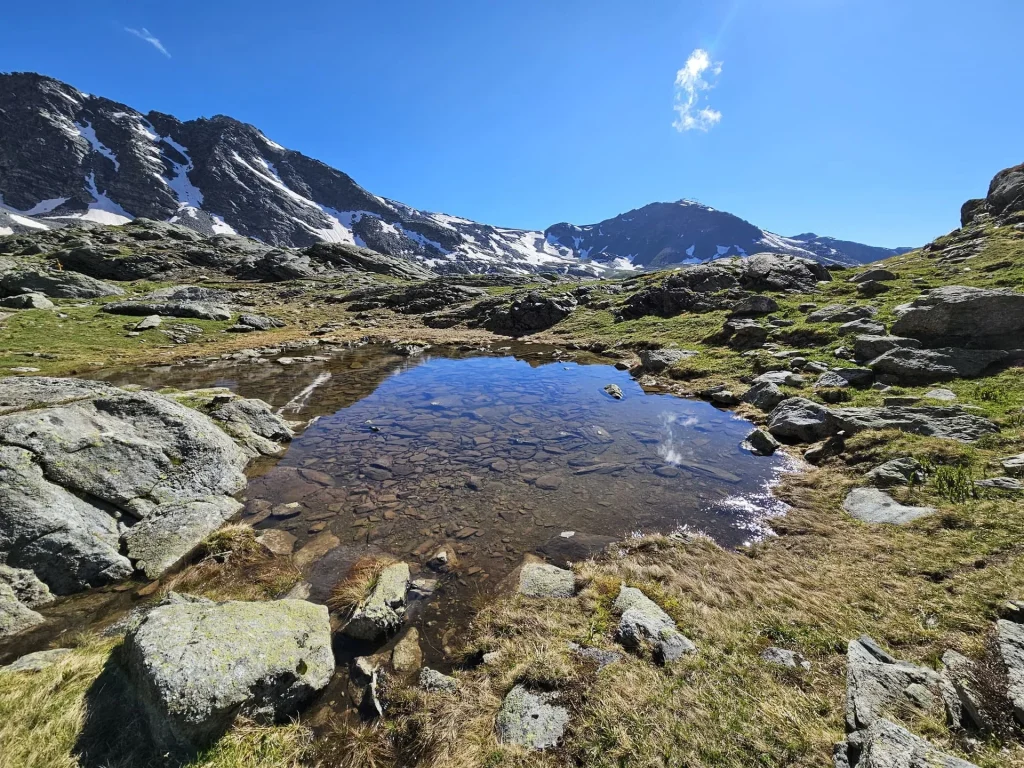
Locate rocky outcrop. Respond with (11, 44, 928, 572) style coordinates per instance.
(890, 286, 1024, 350)
(124, 596, 334, 752)
(852, 335, 922, 362)
(494, 291, 577, 335)
(807, 304, 876, 324)
(343, 562, 410, 641)
(961, 162, 1024, 227)
(613, 584, 696, 664)
(0, 292, 54, 309)
(997, 619, 1024, 725)
(0, 268, 123, 299)
(865, 458, 925, 488)
(867, 347, 1007, 384)
(103, 299, 232, 321)
(847, 719, 979, 768)
(0, 378, 287, 595)
(768, 398, 998, 444)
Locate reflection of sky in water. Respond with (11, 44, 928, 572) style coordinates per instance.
(657, 411, 700, 465)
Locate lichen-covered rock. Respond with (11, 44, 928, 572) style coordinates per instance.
(614, 584, 696, 663)
(517, 562, 575, 598)
(102, 300, 232, 321)
(853, 718, 979, 768)
(1002, 453, 1024, 477)
(746, 428, 781, 456)
(843, 489, 935, 525)
(0, 647, 73, 673)
(852, 335, 922, 362)
(845, 636, 946, 732)
(343, 562, 410, 641)
(420, 667, 458, 693)
(0, 268, 124, 299)
(495, 685, 569, 750)
(831, 405, 998, 443)
(0, 292, 54, 309)
(0, 581, 44, 638)
(762, 647, 811, 670)
(124, 597, 334, 752)
(208, 396, 294, 457)
(741, 380, 786, 411)
(0, 563, 53, 608)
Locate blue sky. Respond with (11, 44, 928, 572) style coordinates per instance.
(3, 0, 1022, 246)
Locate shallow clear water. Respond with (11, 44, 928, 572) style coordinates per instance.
(4, 344, 790, 670)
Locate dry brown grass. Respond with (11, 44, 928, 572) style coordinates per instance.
(371, 451, 1024, 768)
(162, 524, 301, 602)
(328, 555, 400, 617)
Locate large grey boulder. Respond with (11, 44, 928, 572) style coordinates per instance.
(614, 584, 696, 663)
(495, 685, 569, 750)
(961, 162, 1024, 226)
(997, 619, 1024, 725)
(891, 286, 1024, 349)
(0, 378, 258, 594)
(852, 718, 979, 768)
(124, 597, 334, 751)
(638, 348, 698, 372)
(0, 292, 54, 309)
(0, 268, 124, 299)
(845, 636, 946, 732)
(343, 562, 410, 641)
(767, 398, 836, 442)
(843, 489, 935, 525)
(853, 335, 922, 363)
(0, 563, 54, 608)
(103, 300, 232, 321)
(517, 562, 575, 598)
(831, 406, 998, 443)
(868, 347, 1007, 384)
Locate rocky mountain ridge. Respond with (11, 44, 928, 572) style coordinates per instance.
(2, 72, 907, 274)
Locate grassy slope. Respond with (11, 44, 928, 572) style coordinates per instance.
(1, 222, 1023, 766)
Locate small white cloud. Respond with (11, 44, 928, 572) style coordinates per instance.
(125, 27, 171, 58)
(672, 48, 722, 132)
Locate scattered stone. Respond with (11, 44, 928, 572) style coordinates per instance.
(761, 647, 811, 670)
(637, 348, 697, 372)
(851, 268, 898, 283)
(124, 597, 334, 751)
(236, 314, 285, 331)
(924, 388, 957, 402)
(0, 647, 73, 673)
(974, 477, 1023, 491)
(534, 474, 563, 491)
(1000, 453, 1024, 477)
(940, 649, 988, 731)
(517, 561, 575, 598)
(720, 318, 768, 350)
(614, 584, 696, 663)
(741, 380, 786, 411)
(420, 667, 458, 693)
(344, 562, 410, 641)
(134, 315, 162, 331)
(816, 368, 874, 389)
(391, 627, 423, 674)
(257, 530, 297, 556)
(567, 641, 623, 669)
(838, 318, 886, 336)
(865, 458, 926, 488)
(843, 488, 935, 525)
(746, 428, 781, 456)
(807, 304, 877, 324)
(729, 294, 780, 316)
(495, 685, 569, 750)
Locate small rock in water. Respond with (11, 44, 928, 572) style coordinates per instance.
(256, 530, 297, 556)
(344, 562, 410, 641)
(534, 474, 563, 491)
(746, 428, 781, 456)
(603, 383, 623, 400)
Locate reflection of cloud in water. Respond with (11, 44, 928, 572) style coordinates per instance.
(278, 372, 332, 414)
(656, 410, 699, 465)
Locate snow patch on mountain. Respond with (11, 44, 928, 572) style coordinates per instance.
(75, 121, 120, 171)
